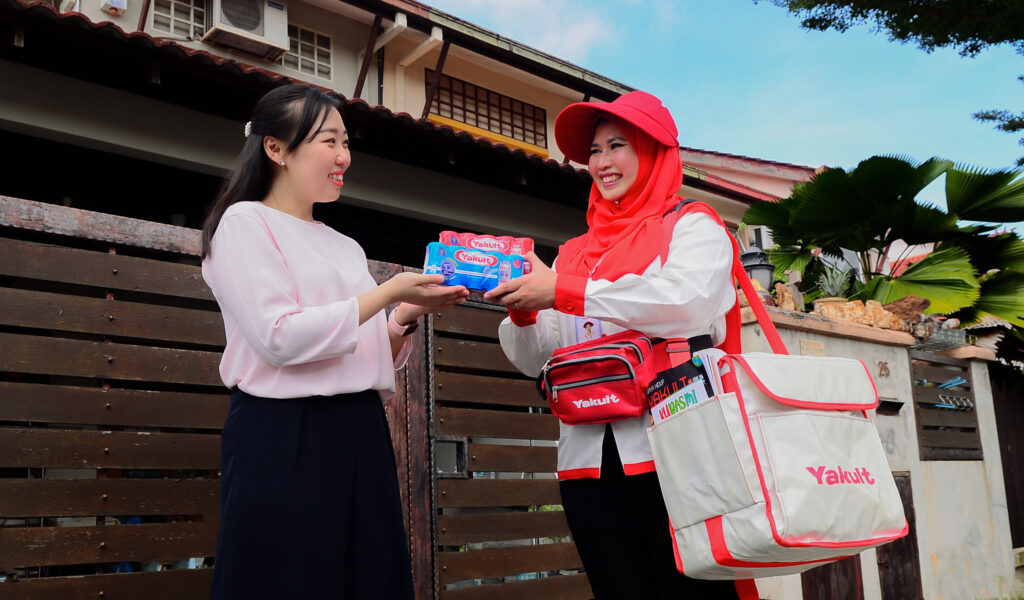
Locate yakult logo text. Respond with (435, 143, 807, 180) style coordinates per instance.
(468, 237, 510, 253)
(806, 466, 876, 486)
(454, 250, 498, 266)
(572, 394, 620, 409)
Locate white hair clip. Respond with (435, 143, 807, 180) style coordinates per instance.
(243, 121, 252, 138)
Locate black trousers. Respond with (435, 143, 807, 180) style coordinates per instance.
(210, 389, 414, 600)
(560, 425, 742, 600)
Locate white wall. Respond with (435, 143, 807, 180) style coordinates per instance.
(74, 0, 379, 99)
(738, 319, 1014, 600)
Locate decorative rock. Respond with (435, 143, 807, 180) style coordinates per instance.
(882, 296, 931, 324)
(814, 299, 868, 323)
(774, 282, 802, 312)
(865, 300, 906, 331)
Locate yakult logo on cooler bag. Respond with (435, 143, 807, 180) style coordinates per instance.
(468, 237, 510, 253)
(454, 250, 498, 266)
(572, 394, 620, 409)
(806, 465, 876, 486)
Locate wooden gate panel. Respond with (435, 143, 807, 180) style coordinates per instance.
(989, 362, 1024, 548)
(430, 302, 591, 599)
(436, 407, 558, 440)
(876, 473, 924, 600)
(437, 477, 562, 509)
(433, 338, 521, 374)
(438, 542, 582, 584)
(0, 479, 219, 517)
(0, 569, 214, 600)
(800, 554, 864, 600)
(0, 333, 222, 385)
(0, 288, 225, 346)
(465, 443, 557, 473)
(0, 237, 214, 301)
(0, 382, 228, 429)
(442, 573, 592, 600)
(0, 523, 219, 570)
(434, 371, 544, 408)
(0, 429, 220, 470)
(438, 511, 571, 545)
(0, 200, 226, 595)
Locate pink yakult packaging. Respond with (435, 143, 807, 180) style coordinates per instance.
(438, 232, 534, 273)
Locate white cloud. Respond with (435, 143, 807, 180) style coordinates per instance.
(424, 0, 615, 63)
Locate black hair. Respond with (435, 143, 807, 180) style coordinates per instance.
(200, 84, 341, 258)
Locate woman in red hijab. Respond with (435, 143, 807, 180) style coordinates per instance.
(485, 91, 742, 598)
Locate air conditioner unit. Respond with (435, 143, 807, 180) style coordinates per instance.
(202, 0, 288, 61)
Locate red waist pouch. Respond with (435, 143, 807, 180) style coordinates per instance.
(537, 330, 654, 425)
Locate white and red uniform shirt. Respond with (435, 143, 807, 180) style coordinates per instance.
(498, 211, 735, 480)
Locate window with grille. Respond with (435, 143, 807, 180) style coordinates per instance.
(427, 70, 547, 148)
(152, 0, 205, 39)
(151, 0, 205, 38)
(278, 25, 332, 80)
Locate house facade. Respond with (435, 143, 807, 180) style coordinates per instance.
(1, 0, 817, 268)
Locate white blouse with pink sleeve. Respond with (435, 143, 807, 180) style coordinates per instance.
(201, 201, 411, 400)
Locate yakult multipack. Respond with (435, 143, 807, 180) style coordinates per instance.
(438, 232, 534, 257)
(424, 232, 534, 292)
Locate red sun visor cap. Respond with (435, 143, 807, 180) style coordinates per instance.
(555, 90, 679, 164)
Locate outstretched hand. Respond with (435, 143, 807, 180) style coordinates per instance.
(387, 272, 469, 312)
(483, 252, 556, 312)
(359, 273, 467, 328)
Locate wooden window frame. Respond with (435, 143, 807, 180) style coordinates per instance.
(279, 24, 332, 80)
(426, 69, 548, 155)
(151, 0, 206, 39)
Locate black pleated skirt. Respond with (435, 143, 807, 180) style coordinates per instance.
(210, 388, 414, 600)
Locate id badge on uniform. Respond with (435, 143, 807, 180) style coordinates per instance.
(573, 317, 603, 344)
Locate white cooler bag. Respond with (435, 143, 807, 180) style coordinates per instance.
(648, 353, 908, 580)
(645, 202, 908, 581)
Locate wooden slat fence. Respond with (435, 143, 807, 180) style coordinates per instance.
(909, 350, 983, 461)
(430, 303, 592, 600)
(0, 202, 227, 598)
(0, 196, 591, 600)
(0, 198, 437, 599)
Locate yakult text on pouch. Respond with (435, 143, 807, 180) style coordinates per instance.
(572, 394, 621, 409)
(806, 466, 876, 486)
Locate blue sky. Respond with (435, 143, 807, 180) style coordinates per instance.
(426, 0, 1023, 227)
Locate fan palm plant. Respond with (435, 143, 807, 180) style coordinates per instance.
(742, 156, 1024, 328)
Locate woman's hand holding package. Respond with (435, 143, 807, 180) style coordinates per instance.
(360, 273, 468, 326)
(387, 273, 469, 310)
(484, 252, 556, 312)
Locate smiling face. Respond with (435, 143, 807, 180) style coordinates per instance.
(279, 106, 350, 206)
(588, 119, 639, 202)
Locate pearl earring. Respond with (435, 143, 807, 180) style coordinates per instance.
(279, 160, 285, 166)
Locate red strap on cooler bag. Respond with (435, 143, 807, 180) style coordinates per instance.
(659, 199, 788, 357)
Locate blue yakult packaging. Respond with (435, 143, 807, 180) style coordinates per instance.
(423, 242, 525, 292)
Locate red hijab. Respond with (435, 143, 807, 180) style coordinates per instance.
(557, 117, 683, 280)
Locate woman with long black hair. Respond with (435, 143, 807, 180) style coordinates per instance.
(201, 83, 468, 599)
